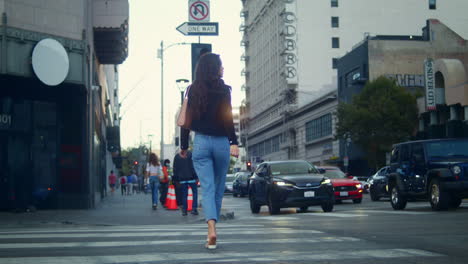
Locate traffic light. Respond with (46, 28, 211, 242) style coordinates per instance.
(191, 43, 212, 81)
(246, 161, 252, 171)
(134, 161, 139, 166)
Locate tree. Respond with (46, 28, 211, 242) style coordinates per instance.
(335, 76, 419, 170)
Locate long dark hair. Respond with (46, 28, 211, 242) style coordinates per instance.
(189, 53, 223, 119)
(149, 153, 160, 166)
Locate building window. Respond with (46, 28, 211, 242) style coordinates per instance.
(306, 114, 332, 142)
(332, 58, 338, 69)
(331, 0, 338, 7)
(429, 0, 436, 9)
(331, 17, 339, 28)
(332, 37, 340, 48)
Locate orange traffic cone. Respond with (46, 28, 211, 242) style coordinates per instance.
(187, 186, 193, 211)
(165, 185, 178, 210)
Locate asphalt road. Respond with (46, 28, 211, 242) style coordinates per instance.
(0, 192, 467, 264)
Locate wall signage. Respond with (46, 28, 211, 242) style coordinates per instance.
(0, 114, 12, 129)
(424, 59, 436, 111)
(282, 0, 298, 85)
(385, 74, 425, 87)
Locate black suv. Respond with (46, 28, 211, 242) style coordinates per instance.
(387, 138, 468, 211)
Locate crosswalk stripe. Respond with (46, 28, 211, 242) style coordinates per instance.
(364, 210, 435, 215)
(0, 237, 360, 249)
(0, 224, 265, 234)
(0, 248, 443, 264)
(0, 228, 323, 239)
(0, 226, 269, 235)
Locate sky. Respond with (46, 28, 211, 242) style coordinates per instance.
(119, 0, 244, 150)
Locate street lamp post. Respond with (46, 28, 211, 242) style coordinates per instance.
(157, 41, 190, 160)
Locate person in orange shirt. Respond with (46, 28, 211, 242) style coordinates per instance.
(159, 159, 171, 207)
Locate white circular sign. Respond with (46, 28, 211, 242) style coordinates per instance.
(32, 38, 70, 86)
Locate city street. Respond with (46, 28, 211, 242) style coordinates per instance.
(0, 192, 467, 264)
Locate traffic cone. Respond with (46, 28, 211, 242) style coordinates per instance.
(165, 185, 178, 210)
(187, 186, 193, 212)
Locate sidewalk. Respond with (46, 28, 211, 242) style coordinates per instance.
(0, 190, 210, 229)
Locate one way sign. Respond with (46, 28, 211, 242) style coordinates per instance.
(176, 22, 219, 36)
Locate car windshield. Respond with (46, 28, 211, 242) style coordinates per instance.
(226, 175, 235, 182)
(426, 140, 468, 159)
(323, 170, 346, 179)
(270, 162, 320, 176)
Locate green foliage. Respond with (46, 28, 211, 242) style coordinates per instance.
(335, 76, 419, 169)
(121, 146, 148, 176)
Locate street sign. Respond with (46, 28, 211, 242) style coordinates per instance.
(189, 0, 210, 22)
(176, 22, 219, 36)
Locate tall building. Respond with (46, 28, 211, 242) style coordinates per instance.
(240, 0, 468, 167)
(338, 20, 468, 175)
(0, 0, 128, 209)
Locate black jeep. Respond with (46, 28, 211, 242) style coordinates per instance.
(387, 138, 468, 211)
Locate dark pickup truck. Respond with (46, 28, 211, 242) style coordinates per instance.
(387, 138, 468, 211)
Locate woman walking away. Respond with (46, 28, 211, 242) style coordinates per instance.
(159, 159, 171, 207)
(180, 53, 239, 250)
(146, 153, 162, 210)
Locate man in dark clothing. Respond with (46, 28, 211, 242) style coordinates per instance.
(173, 151, 199, 216)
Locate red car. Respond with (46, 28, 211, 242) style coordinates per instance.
(318, 166, 363, 203)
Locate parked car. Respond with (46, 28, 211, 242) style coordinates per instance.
(318, 166, 363, 203)
(232, 171, 251, 197)
(248, 160, 334, 215)
(224, 174, 236, 193)
(368, 166, 390, 201)
(387, 138, 468, 211)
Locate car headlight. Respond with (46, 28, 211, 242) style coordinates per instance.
(273, 181, 294, 187)
(452, 166, 462, 175)
(321, 179, 331, 185)
(356, 184, 362, 189)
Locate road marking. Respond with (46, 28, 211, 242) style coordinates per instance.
(365, 210, 435, 215)
(0, 228, 323, 239)
(305, 212, 368, 218)
(0, 248, 443, 264)
(0, 224, 266, 234)
(0, 237, 360, 249)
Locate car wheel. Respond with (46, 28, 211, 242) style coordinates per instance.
(233, 192, 238, 197)
(369, 187, 380, 201)
(321, 200, 334, 212)
(249, 194, 261, 214)
(429, 179, 449, 211)
(298, 206, 308, 213)
(390, 185, 407, 210)
(335, 200, 342, 204)
(353, 198, 362, 204)
(268, 195, 280, 215)
(450, 196, 462, 209)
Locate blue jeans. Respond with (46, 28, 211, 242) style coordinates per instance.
(180, 182, 198, 212)
(192, 133, 230, 222)
(149, 176, 160, 206)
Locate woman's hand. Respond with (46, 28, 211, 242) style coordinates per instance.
(230, 145, 239, 158)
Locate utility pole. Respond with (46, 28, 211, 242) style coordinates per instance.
(160, 41, 164, 160)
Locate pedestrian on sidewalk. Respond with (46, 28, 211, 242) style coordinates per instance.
(159, 159, 171, 207)
(126, 173, 133, 195)
(173, 150, 199, 216)
(146, 153, 162, 210)
(180, 53, 239, 250)
(108, 170, 117, 195)
(131, 171, 138, 194)
(119, 175, 127, 196)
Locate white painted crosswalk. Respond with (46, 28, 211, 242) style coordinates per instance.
(0, 224, 444, 263)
